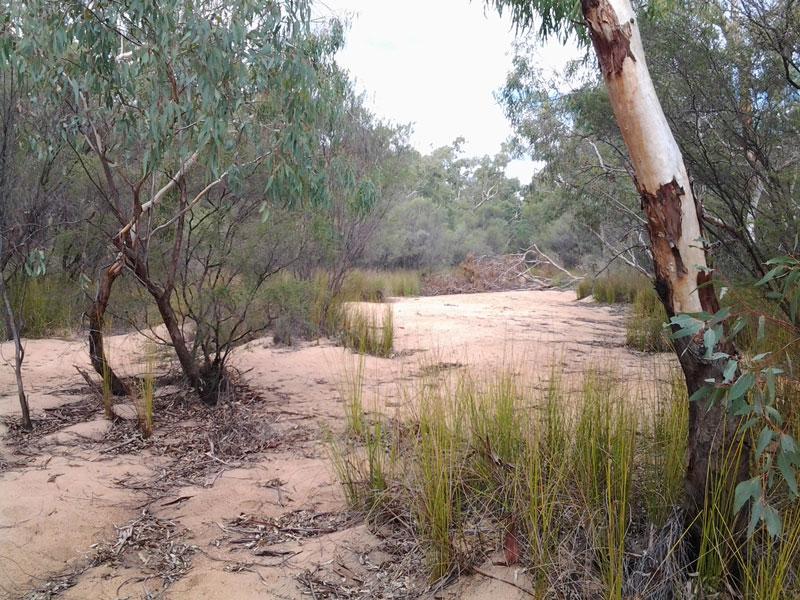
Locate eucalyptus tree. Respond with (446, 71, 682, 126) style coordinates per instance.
(0, 63, 31, 430)
(642, 3, 800, 284)
(503, 1, 799, 285)
(10, 0, 338, 403)
(364, 145, 527, 270)
(488, 0, 767, 552)
(309, 63, 415, 314)
(498, 63, 651, 272)
(0, 59, 67, 430)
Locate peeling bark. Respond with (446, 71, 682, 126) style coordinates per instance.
(581, 0, 750, 561)
(87, 260, 128, 396)
(582, 0, 636, 77)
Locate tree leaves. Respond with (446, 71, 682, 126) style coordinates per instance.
(735, 477, 761, 515)
(670, 255, 800, 538)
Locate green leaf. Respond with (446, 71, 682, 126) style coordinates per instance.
(748, 499, 763, 538)
(763, 503, 782, 538)
(765, 257, 796, 266)
(734, 477, 761, 514)
(756, 427, 774, 459)
(723, 359, 737, 384)
(669, 314, 703, 339)
(756, 266, 785, 287)
(728, 372, 755, 403)
(689, 385, 712, 403)
(703, 328, 717, 359)
(727, 316, 747, 340)
(757, 315, 766, 343)
(766, 368, 778, 402)
(781, 434, 797, 455)
(777, 451, 798, 496)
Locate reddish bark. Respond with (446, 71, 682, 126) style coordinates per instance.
(87, 260, 128, 396)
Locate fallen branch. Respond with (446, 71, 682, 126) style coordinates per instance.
(530, 243, 582, 282)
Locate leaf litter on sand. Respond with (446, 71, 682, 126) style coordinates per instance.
(1, 389, 99, 446)
(91, 509, 197, 586)
(295, 532, 424, 599)
(24, 509, 196, 600)
(105, 377, 313, 495)
(11, 375, 314, 597)
(221, 509, 358, 550)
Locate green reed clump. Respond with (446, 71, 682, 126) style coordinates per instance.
(626, 286, 672, 352)
(326, 361, 800, 596)
(576, 278, 593, 300)
(341, 269, 421, 302)
(578, 271, 650, 304)
(135, 343, 157, 438)
(339, 304, 394, 358)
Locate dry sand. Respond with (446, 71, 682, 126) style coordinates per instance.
(0, 289, 673, 599)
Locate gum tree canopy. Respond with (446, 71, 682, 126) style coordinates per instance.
(489, 0, 758, 556)
(6, 0, 337, 403)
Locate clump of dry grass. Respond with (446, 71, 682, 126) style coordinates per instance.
(341, 269, 421, 301)
(577, 271, 650, 304)
(626, 286, 672, 353)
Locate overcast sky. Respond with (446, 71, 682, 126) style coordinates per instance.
(314, 0, 581, 183)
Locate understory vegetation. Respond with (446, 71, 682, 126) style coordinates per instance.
(577, 271, 672, 353)
(329, 363, 800, 597)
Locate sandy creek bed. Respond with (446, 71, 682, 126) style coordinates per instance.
(0, 289, 673, 599)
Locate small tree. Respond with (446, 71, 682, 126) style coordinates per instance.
(11, 0, 336, 403)
(0, 61, 65, 430)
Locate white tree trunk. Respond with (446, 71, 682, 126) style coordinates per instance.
(583, 0, 708, 315)
(581, 0, 750, 552)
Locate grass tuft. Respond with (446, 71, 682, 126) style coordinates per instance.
(339, 304, 394, 358)
(341, 269, 421, 302)
(577, 271, 650, 304)
(135, 343, 156, 438)
(626, 286, 672, 352)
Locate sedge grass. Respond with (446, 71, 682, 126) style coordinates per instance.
(339, 304, 394, 358)
(135, 343, 157, 438)
(327, 360, 800, 596)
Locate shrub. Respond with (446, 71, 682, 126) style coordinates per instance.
(262, 275, 318, 345)
(7, 275, 83, 337)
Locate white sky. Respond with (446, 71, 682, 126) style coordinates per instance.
(314, 0, 582, 183)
